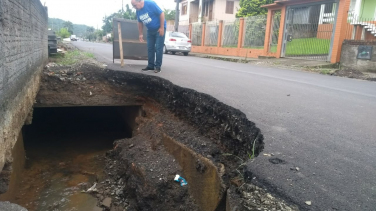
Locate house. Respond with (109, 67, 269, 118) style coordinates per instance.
(177, 0, 240, 25)
(189, 0, 376, 64)
(347, 0, 376, 40)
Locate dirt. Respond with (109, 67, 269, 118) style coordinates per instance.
(22, 45, 300, 210)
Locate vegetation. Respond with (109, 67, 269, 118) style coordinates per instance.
(102, 4, 136, 34)
(236, 0, 275, 17)
(48, 18, 90, 37)
(63, 21, 74, 34)
(51, 50, 95, 66)
(164, 9, 176, 21)
(285, 38, 330, 56)
(57, 28, 71, 39)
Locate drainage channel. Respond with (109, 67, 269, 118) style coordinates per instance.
(1, 106, 138, 211)
(0, 60, 298, 211)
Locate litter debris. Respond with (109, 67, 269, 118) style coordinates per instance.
(263, 153, 272, 157)
(82, 182, 97, 193)
(305, 201, 312, 206)
(174, 174, 188, 186)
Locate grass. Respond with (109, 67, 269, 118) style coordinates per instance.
(320, 69, 336, 75)
(198, 38, 330, 55)
(285, 38, 330, 56)
(50, 50, 95, 65)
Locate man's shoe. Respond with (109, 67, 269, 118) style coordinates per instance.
(154, 67, 161, 73)
(142, 66, 154, 71)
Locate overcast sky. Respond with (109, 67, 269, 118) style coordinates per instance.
(43, 0, 175, 28)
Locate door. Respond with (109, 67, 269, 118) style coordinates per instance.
(281, 1, 339, 61)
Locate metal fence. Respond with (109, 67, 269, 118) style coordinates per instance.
(270, 11, 281, 53)
(345, 12, 376, 41)
(222, 19, 240, 48)
(243, 15, 267, 49)
(282, 2, 337, 61)
(205, 21, 219, 46)
(192, 23, 202, 46)
(178, 25, 190, 38)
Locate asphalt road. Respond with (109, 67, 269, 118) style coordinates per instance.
(72, 41, 376, 211)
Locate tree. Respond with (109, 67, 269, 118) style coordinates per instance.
(63, 21, 74, 34)
(95, 30, 104, 40)
(123, 4, 136, 20)
(57, 28, 71, 38)
(102, 13, 121, 34)
(85, 27, 96, 41)
(164, 9, 176, 21)
(101, 4, 136, 34)
(236, 0, 274, 17)
(86, 26, 95, 33)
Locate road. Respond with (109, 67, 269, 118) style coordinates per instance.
(72, 41, 376, 211)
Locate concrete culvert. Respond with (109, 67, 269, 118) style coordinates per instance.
(0, 59, 298, 211)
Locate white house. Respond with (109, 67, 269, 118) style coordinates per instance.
(177, 0, 240, 25)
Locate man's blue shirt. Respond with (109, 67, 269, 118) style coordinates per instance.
(137, 0, 167, 30)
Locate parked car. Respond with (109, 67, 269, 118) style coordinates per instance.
(164, 31, 191, 56)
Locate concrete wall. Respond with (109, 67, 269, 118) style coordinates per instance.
(360, 0, 376, 19)
(340, 40, 376, 72)
(0, 0, 48, 193)
(179, 0, 190, 25)
(213, 0, 239, 22)
(189, 1, 199, 23)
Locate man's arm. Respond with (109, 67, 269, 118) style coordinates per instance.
(138, 21, 144, 42)
(158, 12, 165, 36)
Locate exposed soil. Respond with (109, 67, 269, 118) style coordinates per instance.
(35, 55, 299, 210)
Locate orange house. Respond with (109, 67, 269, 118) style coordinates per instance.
(190, 0, 375, 64)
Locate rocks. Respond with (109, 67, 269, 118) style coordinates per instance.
(102, 197, 112, 208)
(239, 184, 298, 211)
(0, 201, 27, 211)
(305, 201, 312, 206)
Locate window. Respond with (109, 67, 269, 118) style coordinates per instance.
(226, 1, 234, 14)
(182, 3, 187, 16)
(171, 32, 188, 38)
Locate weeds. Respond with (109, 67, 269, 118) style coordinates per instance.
(51, 50, 95, 66)
(320, 69, 334, 75)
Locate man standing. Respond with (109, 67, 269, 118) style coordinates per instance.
(132, 0, 166, 73)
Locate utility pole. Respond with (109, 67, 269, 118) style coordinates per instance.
(174, 0, 180, 32)
(122, 0, 124, 16)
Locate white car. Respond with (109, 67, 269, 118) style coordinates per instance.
(164, 31, 191, 56)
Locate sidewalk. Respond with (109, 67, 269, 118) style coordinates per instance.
(189, 52, 376, 81)
(189, 52, 337, 69)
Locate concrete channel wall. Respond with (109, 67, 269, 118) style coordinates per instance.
(340, 40, 376, 73)
(0, 0, 48, 194)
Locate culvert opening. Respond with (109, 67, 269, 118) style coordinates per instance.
(11, 106, 140, 211)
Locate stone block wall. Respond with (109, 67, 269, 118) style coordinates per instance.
(0, 0, 48, 193)
(0, 0, 48, 104)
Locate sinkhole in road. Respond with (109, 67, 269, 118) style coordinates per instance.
(0, 62, 283, 211)
(7, 106, 138, 211)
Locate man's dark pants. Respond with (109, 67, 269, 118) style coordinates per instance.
(146, 28, 166, 69)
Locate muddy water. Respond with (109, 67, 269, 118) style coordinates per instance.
(13, 107, 130, 211)
(14, 133, 113, 211)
